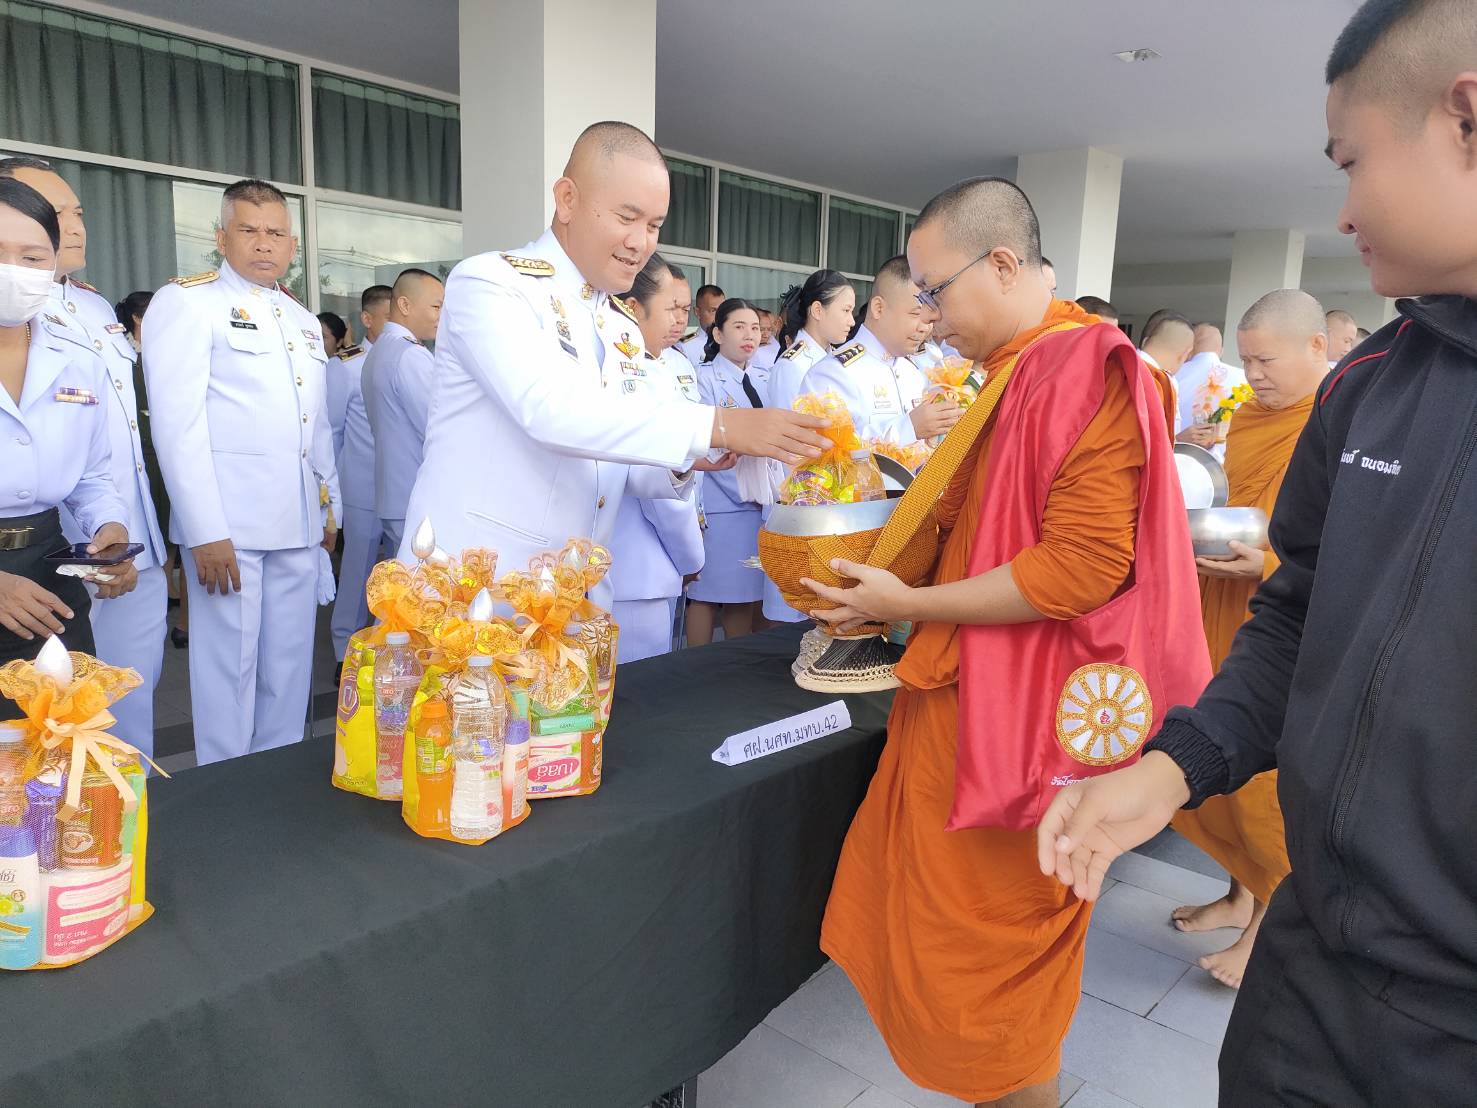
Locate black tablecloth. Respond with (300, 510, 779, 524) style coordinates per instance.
(3, 626, 891, 1107)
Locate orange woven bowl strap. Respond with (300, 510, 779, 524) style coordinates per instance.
(866, 321, 1082, 570)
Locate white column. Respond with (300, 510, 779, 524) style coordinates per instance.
(1224, 230, 1305, 361)
(458, 0, 658, 256)
(1014, 147, 1123, 301)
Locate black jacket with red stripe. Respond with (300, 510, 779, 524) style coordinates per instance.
(1148, 295, 1477, 1027)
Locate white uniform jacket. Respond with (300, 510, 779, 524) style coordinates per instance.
(142, 261, 340, 552)
(51, 280, 165, 568)
(399, 229, 712, 603)
(803, 324, 920, 445)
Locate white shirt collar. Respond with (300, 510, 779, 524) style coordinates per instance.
(219, 259, 281, 300)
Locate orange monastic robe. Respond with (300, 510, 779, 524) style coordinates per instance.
(1144, 358, 1178, 440)
(1171, 393, 1315, 903)
(821, 301, 1145, 1102)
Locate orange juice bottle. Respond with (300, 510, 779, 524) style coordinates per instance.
(414, 700, 453, 835)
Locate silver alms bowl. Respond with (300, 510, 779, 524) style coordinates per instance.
(764, 498, 899, 538)
(1188, 507, 1270, 558)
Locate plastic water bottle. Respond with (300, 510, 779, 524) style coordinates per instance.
(372, 631, 422, 799)
(0, 723, 29, 827)
(449, 656, 508, 840)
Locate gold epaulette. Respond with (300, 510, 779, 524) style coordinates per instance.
(834, 342, 866, 366)
(334, 344, 363, 360)
(170, 270, 219, 288)
(607, 293, 639, 323)
(779, 340, 806, 362)
(501, 253, 555, 277)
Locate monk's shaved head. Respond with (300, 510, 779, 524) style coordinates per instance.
(913, 176, 1042, 267)
(563, 120, 666, 179)
(1239, 289, 1328, 337)
(1327, 0, 1477, 122)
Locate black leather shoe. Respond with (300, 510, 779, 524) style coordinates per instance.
(170, 627, 189, 649)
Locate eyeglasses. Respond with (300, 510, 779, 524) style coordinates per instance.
(915, 248, 1004, 310)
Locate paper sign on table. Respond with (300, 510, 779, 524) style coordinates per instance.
(712, 701, 853, 766)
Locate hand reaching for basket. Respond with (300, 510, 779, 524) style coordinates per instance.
(801, 558, 914, 633)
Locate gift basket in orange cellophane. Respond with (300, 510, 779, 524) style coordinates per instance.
(0, 639, 164, 969)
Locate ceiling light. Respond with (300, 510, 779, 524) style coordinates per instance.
(1113, 48, 1161, 63)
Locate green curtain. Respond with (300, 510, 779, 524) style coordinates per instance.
(0, 0, 301, 182)
(718, 170, 819, 266)
(312, 73, 460, 210)
(661, 157, 709, 251)
(828, 197, 899, 278)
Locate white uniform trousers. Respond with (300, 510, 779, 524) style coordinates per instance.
(613, 597, 677, 665)
(88, 565, 167, 757)
(380, 518, 405, 559)
(181, 545, 317, 765)
(330, 505, 382, 658)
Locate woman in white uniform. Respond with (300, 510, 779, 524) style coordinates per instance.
(608, 253, 707, 663)
(761, 270, 857, 623)
(688, 298, 768, 645)
(0, 178, 135, 682)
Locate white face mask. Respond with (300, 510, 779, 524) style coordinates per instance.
(0, 261, 56, 328)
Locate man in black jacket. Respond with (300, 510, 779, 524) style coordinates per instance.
(1037, 1, 1477, 1103)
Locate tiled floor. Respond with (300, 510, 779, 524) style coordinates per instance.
(698, 849, 1237, 1108)
(149, 592, 1236, 1107)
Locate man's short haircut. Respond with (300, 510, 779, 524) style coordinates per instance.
(361, 284, 393, 312)
(1239, 289, 1329, 336)
(567, 120, 666, 170)
(872, 254, 914, 297)
(695, 284, 725, 302)
(1142, 309, 1193, 346)
(0, 154, 55, 178)
(221, 179, 289, 226)
(1076, 295, 1118, 318)
(1326, 308, 1357, 325)
(913, 176, 1042, 267)
(1326, 0, 1477, 120)
(316, 311, 347, 344)
(1041, 255, 1054, 269)
(392, 267, 441, 298)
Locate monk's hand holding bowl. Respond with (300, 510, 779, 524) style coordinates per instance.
(801, 558, 913, 634)
(1194, 540, 1264, 580)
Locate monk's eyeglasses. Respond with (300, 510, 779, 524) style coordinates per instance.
(916, 247, 1016, 310)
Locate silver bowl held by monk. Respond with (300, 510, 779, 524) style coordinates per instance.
(1174, 442, 1229, 509)
(764, 497, 900, 538)
(1188, 507, 1270, 558)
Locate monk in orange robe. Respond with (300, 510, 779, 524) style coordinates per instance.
(1170, 289, 1332, 988)
(1139, 311, 1195, 442)
(801, 178, 1207, 1108)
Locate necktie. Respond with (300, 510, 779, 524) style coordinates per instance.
(741, 372, 764, 409)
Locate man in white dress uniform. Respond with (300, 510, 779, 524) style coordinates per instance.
(143, 179, 340, 765)
(399, 122, 825, 609)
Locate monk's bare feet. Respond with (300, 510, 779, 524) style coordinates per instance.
(1198, 897, 1269, 989)
(1171, 879, 1253, 933)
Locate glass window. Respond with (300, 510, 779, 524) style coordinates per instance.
(314, 200, 461, 323)
(312, 73, 460, 210)
(828, 197, 899, 278)
(849, 278, 873, 307)
(662, 157, 709, 252)
(718, 170, 819, 266)
(0, 0, 301, 182)
(716, 262, 809, 314)
(172, 180, 307, 301)
(905, 213, 918, 237)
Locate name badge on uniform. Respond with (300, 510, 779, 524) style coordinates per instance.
(677, 374, 695, 385)
(302, 329, 320, 341)
(621, 361, 644, 376)
(54, 386, 99, 406)
(229, 307, 257, 331)
(105, 322, 127, 335)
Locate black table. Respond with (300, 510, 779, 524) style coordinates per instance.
(3, 626, 891, 1107)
